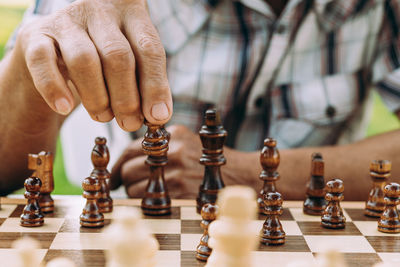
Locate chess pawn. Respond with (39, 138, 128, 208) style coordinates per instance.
(91, 137, 113, 213)
(28, 151, 54, 213)
(20, 177, 44, 227)
(141, 123, 171, 215)
(80, 176, 104, 228)
(260, 192, 286, 245)
(196, 203, 218, 261)
(321, 179, 346, 229)
(257, 138, 280, 214)
(303, 153, 327, 215)
(365, 160, 391, 217)
(378, 182, 400, 233)
(196, 109, 227, 213)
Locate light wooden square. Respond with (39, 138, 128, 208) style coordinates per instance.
(144, 219, 181, 234)
(252, 251, 315, 265)
(353, 221, 393, 236)
(289, 208, 351, 222)
(0, 248, 47, 265)
(304, 235, 375, 253)
(0, 218, 64, 233)
(378, 253, 400, 264)
(181, 233, 201, 251)
(50, 233, 106, 250)
(180, 207, 201, 220)
(0, 205, 17, 218)
(155, 250, 180, 267)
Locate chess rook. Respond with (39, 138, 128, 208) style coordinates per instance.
(196, 203, 218, 261)
(257, 138, 280, 214)
(91, 137, 113, 213)
(321, 179, 346, 229)
(20, 177, 44, 227)
(141, 123, 171, 215)
(303, 153, 327, 215)
(365, 160, 391, 217)
(28, 151, 54, 213)
(260, 192, 286, 245)
(196, 109, 227, 213)
(80, 176, 104, 228)
(378, 182, 400, 233)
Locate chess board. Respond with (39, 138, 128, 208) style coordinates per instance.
(0, 197, 399, 267)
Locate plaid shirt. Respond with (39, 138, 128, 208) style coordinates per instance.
(6, 0, 400, 152)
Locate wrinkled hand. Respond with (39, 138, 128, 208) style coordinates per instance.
(110, 125, 261, 199)
(14, 0, 172, 131)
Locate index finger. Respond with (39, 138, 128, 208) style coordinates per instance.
(122, 4, 173, 125)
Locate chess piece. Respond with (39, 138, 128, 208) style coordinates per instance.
(378, 182, 400, 233)
(20, 177, 44, 227)
(80, 176, 104, 227)
(104, 207, 159, 267)
(321, 179, 346, 229)
(28, 151, 54, 213)
(257, 138, 280, 214)
(141, 123, 171, 215)
(303, 153, 327, 215)
(196, 109, 227, 213)
(260, 192, 285, 245)
(91, 137, 113, 213)
(365, 160, 391, 217)
(196, 203, 218, 261)
(46, 258, 77, 267)
(206, 186, 258, 267)
(12, 237, 42, 267)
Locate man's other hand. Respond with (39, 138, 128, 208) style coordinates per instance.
(14, 0, 172, 131)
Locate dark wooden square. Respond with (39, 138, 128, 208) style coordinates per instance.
(181, 220, 202, 234)
(258, 208, 293, 221)
(181, 251, 206, 267)
(59, 218, 111, 233)
(0, 232, 56, 248)
(345, 208, 381, 222)
(366, 236, 400, 253)
(43, 250, 105, 267)
(313, 253, 382, 267)
(257, 236, 311, 252)
(154, 234, 180, 250)
(298, 221, 362, 235)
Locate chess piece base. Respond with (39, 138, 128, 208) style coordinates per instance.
(364, 208, 383, 218)
(141, 197, 171, 215)
(141, 206, 171, 216)
(260, 236, 285, 245)
(321, 221, 345, 229)
(39, 194, 54, 213)
(303, 197, 326, 216)
(98, 198, 113, 213)
(20, 216, 44, 227)
(80, 214, 104, 228)
(196, 245, 211, 261)
(377, 225, 400, 233)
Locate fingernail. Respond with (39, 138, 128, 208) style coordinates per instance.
(54, 98, 72, 115)
(151, 102, 169, 121)
(96, 109, 114, 122)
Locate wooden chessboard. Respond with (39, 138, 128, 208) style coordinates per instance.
(0, 197, 399, 267)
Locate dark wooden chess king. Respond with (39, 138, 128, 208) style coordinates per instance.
(365, 160, 391, 217)
(196, 109, 227, 213)
(80, 176, 104, 228)
(257, 138, 280, 214)
(303, 153, 327, 215)
(141, 123, 171, 215)
(90, 137, 113, 213)
(28, 151, 54, 213)
(20, 177, 44, 227)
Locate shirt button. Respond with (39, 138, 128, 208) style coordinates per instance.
(255, 97, 264, 108)
(325, 105, 336, 118)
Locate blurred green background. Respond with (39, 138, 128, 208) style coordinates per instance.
(1, 0, 399, 195)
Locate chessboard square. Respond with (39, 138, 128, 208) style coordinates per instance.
(290, 208, 352, 222)
(59, 218, 111, 233)
(144, 219, 181, 234)
(50, 233, 106, 250)
(180, 207, 201, 220)
(104, 206, 181, 220)
(366, 236, 400, 253)
(257, 236, 311, 252)
(298, 221, 361, 235)
(0, 205, 17, 218)
(345, 208, 380, 221)
(154, 234, 180, 250)
(340, 253, 381, 267)
(181, 233, 202, 251)
(258, 208, 294, 221)
(181, 251, 205, 267)
(44, 249, 105, 267)
(181, 220, 202, 234)
(0, 232, 56, 248)
(0, 248, 47, 265)
(252, 251, 315, 266)
(305, 236, 375, 253)
(0, 218, 64, 233)
(378, 253, 400, 265)
(353, 221, 397, 237)
(155, 250, 180, 267)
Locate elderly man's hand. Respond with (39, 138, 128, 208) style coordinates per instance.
(110, 125, 260, 199)
(13, 0, 172, 130)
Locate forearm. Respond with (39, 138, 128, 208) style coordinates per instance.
(0, 51, 63, 195)
(224, 129, 400, 201)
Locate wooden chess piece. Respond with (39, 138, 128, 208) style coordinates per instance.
(378, 182, 400, 233)
(260, 192, 285, 245)
(141, 123, 171, 215)
(80, 176, 104, 227)
(303, 153, 327, 215)
(321, 179, 346, 229)
(28, 151, 54, 213)
(196, 109, 227, 213)
(91, 137, 113, 213)
(20, 177, 44, 227)
(365, 160, 391, 217)
(257, 138, 280, 214)
(196, 203, 218, 261)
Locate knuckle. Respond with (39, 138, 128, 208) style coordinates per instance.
(101, 43, 134, 73)
(137, 32, 165, 58)
(69, 50, 98, 72)
(25, 42, 51, 65)
(112, 99, 140, 114)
